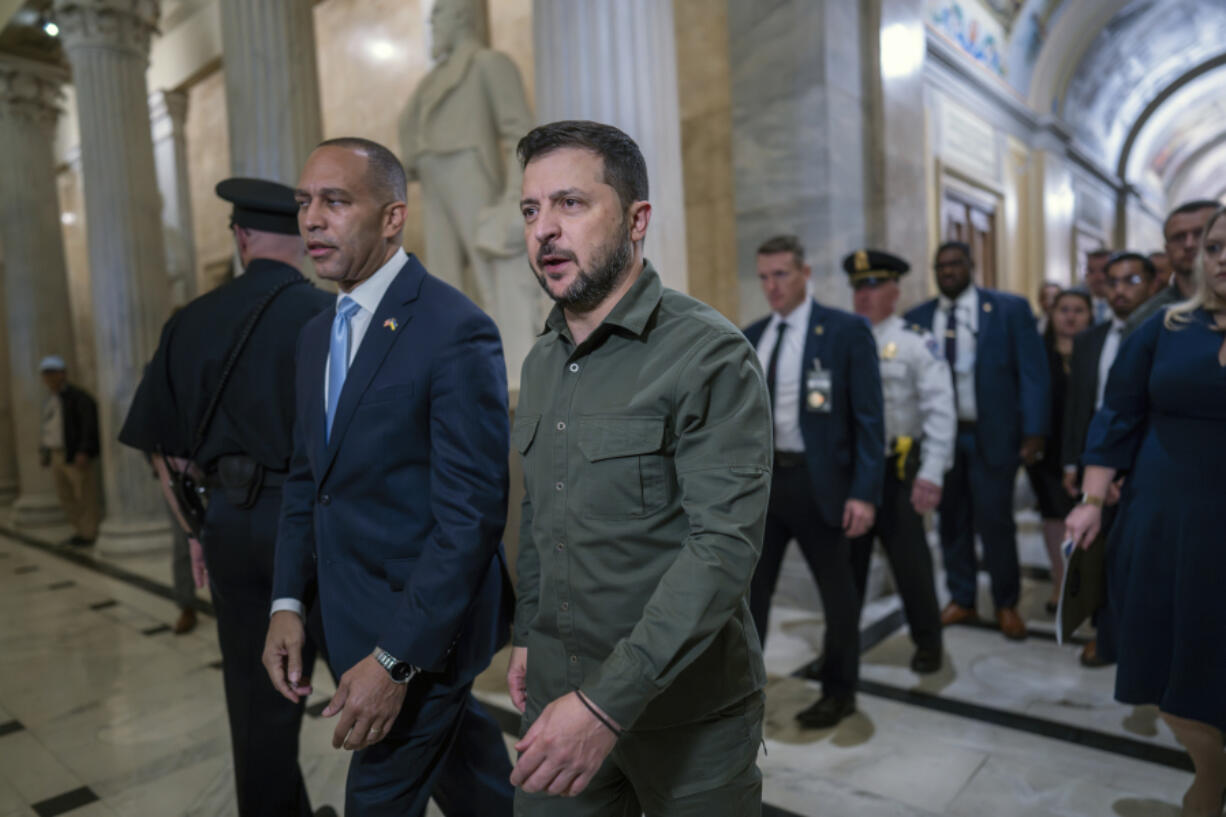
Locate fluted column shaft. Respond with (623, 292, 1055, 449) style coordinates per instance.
(218, 0, 323, 184)
(532, 0, 689, 293)
(0, 277, 18, 506)
(55, 0, 171, 554)
(0, 55, 77, 525)
(150, 88, 197, 306)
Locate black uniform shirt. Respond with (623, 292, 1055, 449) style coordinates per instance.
(120, 259, 333, 471)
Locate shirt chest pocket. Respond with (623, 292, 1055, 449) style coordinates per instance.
(576, 415, 669, 519)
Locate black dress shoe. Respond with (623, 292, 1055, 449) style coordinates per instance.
(314, 807, 339, 817)
(68, 535, 95, 547)
(795, 654, 825, 682)
(795, 694, 855, 729)
(910, 646, 942, 674)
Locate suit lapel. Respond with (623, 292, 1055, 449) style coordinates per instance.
(974, 287, 993, 365)
(321, 257, 426, 479)
(302, 317, 331, 471)
(798, 299, 828, 423)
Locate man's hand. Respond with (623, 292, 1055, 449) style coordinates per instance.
(188, 537, 208, 588)
(1062, 469, 1079, 498)
(910, 479, 942, 514)
(842, 499, 875, 539)
(1020, 435, 1045, 466)
(262, 610, 312, 704)
(322, 655, 407, 751)
(73, 452, 89, 469)
(508, 646, 528, 713)
(1064, 503, 1102, 551)
(511, 692, 618, 797)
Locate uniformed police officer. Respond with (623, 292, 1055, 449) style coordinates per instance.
(119, 178, 334, 817)
(845, 249, 956, 674)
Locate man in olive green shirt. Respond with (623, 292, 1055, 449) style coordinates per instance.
(507, 121, 773, 816)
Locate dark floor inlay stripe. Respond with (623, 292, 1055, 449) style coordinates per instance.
(952, 617, 1090, 646)
(856, 679, 1192, 773)
(48, 580, 75, 590)
(89, 599, 117, 610)
(305, 700, 329, 718)
(15, 564, 37, 574)
(142, 624, 172, 636)
(32, 786, 99, 817)
(0, 524, 215, 618)
(207, 659, 224, 670)
(0, 720, 24, 738)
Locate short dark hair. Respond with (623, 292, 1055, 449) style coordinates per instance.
(516, 120, 648, 210)
(1105, 251, 1157, 279)
(935, 240, 973, 266)
(1086, 248, 1112, 260)
(317, 137, 407, 203)
(756, 234, 805, 266)
(1163, 199, 1220, 237)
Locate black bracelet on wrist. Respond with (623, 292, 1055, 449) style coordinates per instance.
(574, 689, 623, 738)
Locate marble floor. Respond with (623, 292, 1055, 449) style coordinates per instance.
(0, 515, 1199, 817)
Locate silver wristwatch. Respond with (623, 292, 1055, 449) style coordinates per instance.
(374, 647, 418, 684)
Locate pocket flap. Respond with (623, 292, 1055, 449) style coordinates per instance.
(577, 416, 666, 462)
(511, 415, 541, 455)
(383, 555, 419, 591)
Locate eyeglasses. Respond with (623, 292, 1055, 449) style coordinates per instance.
(1105, 274, 1145, 288)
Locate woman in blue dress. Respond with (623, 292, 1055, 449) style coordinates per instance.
(1067, 206, 1226, 817)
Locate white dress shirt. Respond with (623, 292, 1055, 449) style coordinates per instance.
(41, 393, 64, 450)
(755, 298, 812, 453)
(932, 286, 979, 422)
(1095, 317, 1125, 410)
(273, 248, 408, 620)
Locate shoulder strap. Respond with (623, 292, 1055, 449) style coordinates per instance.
(188, 276, 310, 459)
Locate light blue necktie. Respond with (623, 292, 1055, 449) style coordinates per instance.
(326, 297, 362, 442)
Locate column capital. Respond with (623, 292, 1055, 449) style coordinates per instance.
(0, 55, 68, 127)
(149, 87, 187, 141)
(53, 0, 160, 59)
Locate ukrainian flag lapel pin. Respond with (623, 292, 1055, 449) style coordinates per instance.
(383, 318, 399, 331)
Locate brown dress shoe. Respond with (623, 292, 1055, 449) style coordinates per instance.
(173, 607, 197, 635)
(1079, 640, 1112, 668)
(996, 607, 1027, 640)
(940, 602, 979, 626)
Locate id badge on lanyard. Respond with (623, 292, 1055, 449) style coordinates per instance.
(805, 358, 832, 414)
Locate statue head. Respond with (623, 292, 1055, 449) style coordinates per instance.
(430, 0, 475, 62)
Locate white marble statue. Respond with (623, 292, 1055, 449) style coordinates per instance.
(400, 0, 541, 387)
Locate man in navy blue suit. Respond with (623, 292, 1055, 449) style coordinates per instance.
(744, 234, 885, 729)
(262, 137, 513, 816)
(904, 241, 1049, 640)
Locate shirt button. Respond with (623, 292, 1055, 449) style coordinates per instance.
(556, 421, 566, 431)
(556, 542, 565, 551)
(560, 602, 569, 611)
(318, 493, 331, 506)
(555, 481, 564, 491)
(568, 363, 579, 373)
(570, 655, 579, 664)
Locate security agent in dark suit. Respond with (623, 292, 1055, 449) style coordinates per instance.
(743, 234, 885, 729)
(903, 241, 1049, 640)
(119, 178, 335, 817)
(263, 138, 513, 817)
(1061, 252, 1159, 668)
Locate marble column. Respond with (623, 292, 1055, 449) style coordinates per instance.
(149, 88, 197, 307)
(728, 0, 867, 320)
(863, 0, 930, 310)
(0, 55, 76, 526)
(54, 0, 172, 555)
(532, 0, 689, 293)
(218, 0, 323, 185)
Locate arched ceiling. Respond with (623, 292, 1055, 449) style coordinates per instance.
(1056, 0, 1226, 206)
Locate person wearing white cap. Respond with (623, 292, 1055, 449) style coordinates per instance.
(38, 355, 101, 545)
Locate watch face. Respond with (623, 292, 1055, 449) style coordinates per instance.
(390, 662, 413, 683)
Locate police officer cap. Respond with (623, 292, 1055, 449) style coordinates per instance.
(842, 249, 910, 287)
(215, 177, 300, 236)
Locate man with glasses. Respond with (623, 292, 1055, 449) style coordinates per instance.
(1061, 252, 1160, 667)
(904, 242, 1049, 641)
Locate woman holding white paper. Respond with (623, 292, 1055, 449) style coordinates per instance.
(1067, 206, 1226, 817)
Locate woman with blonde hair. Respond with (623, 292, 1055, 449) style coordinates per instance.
(1067, 205, 1226, 816)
